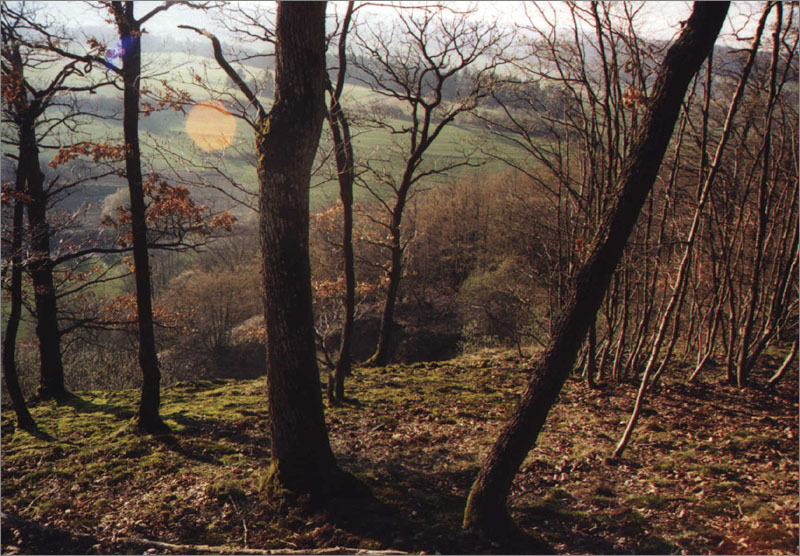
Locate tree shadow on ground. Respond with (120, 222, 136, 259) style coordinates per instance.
(512, 491, 676, 554)
(59, 394, 135, 421)
(329, 453, 554, 554)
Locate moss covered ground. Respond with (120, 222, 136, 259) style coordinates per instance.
(2, 350, 797, 554)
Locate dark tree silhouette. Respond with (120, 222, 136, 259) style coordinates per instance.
(1, 144, 35, 429)
(108, 0, 175, 433)
(325, 1, 357, 404)
(462, 1, 729, 537)
(2, 20, 67, 402)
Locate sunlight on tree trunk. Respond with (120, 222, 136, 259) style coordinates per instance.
(257, 1, 346, 494)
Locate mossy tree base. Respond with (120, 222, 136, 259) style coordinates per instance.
(37, 387, 74, 403)
(264, 459, 371, 503)
(134, 414, 170, 435)
(462, 491, 521, 541)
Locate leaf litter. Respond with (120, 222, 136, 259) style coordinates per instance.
(1, 349, 797, 554)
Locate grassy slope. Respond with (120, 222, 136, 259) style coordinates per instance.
(2, 350, 797, 555)
(35, 50, 515, 214)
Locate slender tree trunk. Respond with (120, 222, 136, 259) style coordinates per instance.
(258, 1, 342, 493)
(462, 3, 728, 536)
(19, 111, 67, 401)
(737, 3, 782, 388)
(327, 1, 356, 404)
(768, 336, 798, 386)
(613, 6, 770, 458)
(367, 220, 403, 367)
(2, 162, 36, 429)
(6, 41, 66, 401)
(113, 2, 166, 432)
(584, 320, 598, 388)
(329, 102, 356, 403)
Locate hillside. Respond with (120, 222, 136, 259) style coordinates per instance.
(2, 351, 797, 555)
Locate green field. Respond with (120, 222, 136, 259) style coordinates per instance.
(30, 50, 520, 215)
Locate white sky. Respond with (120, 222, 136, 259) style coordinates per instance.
(28, 1, 769, 48)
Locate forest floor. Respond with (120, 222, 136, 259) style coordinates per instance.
(2, 348, 797, 555)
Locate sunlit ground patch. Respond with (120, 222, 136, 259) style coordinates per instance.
(185, 101, 237, 152)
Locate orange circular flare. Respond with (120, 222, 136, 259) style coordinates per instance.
(185, 101, 237, 152)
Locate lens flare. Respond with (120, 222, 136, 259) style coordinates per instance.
(185, 101, 237, 152)
(105, 35, 138, 69)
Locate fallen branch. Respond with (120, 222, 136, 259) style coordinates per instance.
(114, 536, 408, 555)
(1, 512, 407, 555)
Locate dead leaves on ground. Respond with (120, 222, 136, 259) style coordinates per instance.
(2, 352, 797, 554)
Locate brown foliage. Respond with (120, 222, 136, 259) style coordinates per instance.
(101, 174, 235, 248)
(49, 141, 127, 169)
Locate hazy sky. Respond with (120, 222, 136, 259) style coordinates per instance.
(31, 1, 765, 48)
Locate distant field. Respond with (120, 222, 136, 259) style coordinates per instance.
(29, 50, 524, 216)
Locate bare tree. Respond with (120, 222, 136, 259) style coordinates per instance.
(324, 0, 357, 403)
(258, 0, 362, 493)
(106, 0, 187, 432)
(185, 1, 354, 492)
(462, 2, 729, 537)
(349, 4, 508, 365)
(1, 4, 116, 402)
(612, 1, 776, 459)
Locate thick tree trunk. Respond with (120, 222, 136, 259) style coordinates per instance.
(113, 2, 166, 433)
(2, 162, 36, 429)
(258, 1, 339, 493)
(462, 2, 728, 536)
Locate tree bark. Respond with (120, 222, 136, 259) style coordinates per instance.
(367, 218, 404, 367)
(462, 2, 728, 536)
(258, 1, 339, 492)
(111, 1, 166, 433)
(2, 155, 36, 429)
(583, 319, 598, 389)
(17, 98, 67, 401)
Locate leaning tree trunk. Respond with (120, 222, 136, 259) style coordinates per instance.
(2, 160, 36, 429)
(462, 2, 728, 537)
(113, 2, 166, 433)
(258, 1, 341, 493)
